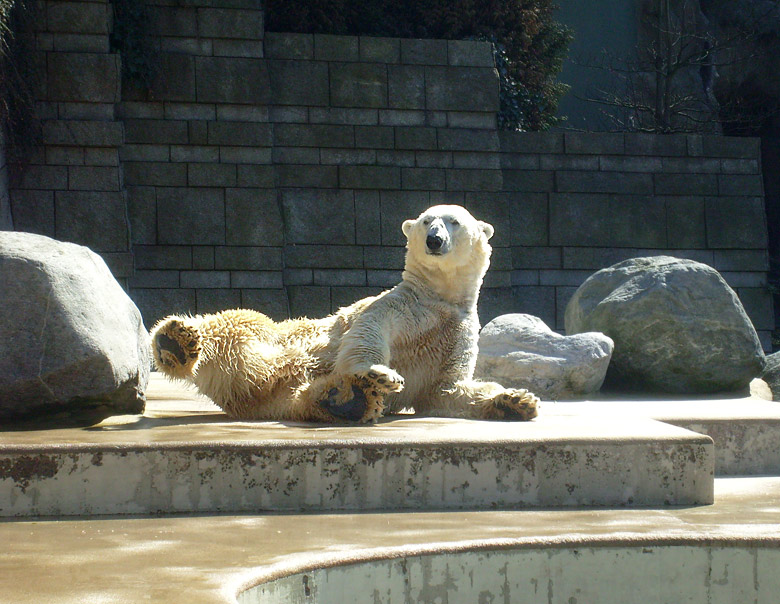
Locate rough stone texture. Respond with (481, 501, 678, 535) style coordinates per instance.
(475, 313, 613, 399)
(762, 352, 780, 402)
(0, 232, 149, 420)
(565, 256, 765, 394)
(6, 9, 771, 343)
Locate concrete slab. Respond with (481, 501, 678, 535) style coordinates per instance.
(545, 394, 780, 475)
(1, 476, 779, 604)
(0, 375, 714, 516)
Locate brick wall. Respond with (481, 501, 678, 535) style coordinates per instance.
(4, 0, 773, 347)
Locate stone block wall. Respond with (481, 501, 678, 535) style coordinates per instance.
(494, 131, 771, 346)
(119, 16, 503, 326)
(4, 0, 773, 347)
(7, 0, 130, 280)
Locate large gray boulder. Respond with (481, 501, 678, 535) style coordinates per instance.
(0, 232, 150, 420)
(565, 256, 765, 393)
(475, 314, 614, 399)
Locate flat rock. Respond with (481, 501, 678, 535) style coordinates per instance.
(0, 232, 150, 420)
(475, 314, 613, 399)
(565, 256, 765, 394)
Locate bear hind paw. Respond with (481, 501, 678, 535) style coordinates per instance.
(483, 389, 539, 421)
(151, 318, 202, 377)
(317, 376, 386, 424)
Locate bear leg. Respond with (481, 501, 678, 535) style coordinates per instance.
(151, 317, 202, 379)
(423, 381, 539, 421)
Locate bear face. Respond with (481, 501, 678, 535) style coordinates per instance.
(402, 205, 494, 274)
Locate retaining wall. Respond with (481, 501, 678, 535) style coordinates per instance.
(4, 0, 773, 346)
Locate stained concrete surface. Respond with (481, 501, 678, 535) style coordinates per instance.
(1, 477, 780, 603)
(2, 374, 779, 602)
(1, 375, 715, 515)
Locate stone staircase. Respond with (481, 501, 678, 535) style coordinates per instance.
(4, 374, 780, 603)
(8, 374, 780, 517)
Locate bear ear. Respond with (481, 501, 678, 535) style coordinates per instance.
(479, 221, 494, 240)
(402, 219, 415, 238)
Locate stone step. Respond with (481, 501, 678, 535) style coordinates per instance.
(0, 377, 714, 516)
(545, 394, 780, 476)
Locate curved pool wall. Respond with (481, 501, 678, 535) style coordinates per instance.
(239, 542, 780, 604)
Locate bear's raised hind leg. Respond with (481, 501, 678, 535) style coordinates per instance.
(150, 317, 202, 379)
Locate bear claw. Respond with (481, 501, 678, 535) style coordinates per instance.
(360, 366, 404, 395)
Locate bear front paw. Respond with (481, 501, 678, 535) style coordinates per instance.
(151, 318, 202, 377)
(360, 365, 405, 395)
(483, 389, 539, 421)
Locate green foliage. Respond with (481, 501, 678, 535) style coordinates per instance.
(265, 0, 572, 131)
(0, 0, 41, 166)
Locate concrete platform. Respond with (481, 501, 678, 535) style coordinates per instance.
(0, 376, 714, 515)
(4, 375, 780, 602)
(2, 476, 779, 604)
(545, 393, 780, 475)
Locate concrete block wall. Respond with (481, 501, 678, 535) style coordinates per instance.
(494, 131, 772, 347)
(7, 0, 131, 280)
(4, 0, 772, 347)
(119, 14, 503, 326)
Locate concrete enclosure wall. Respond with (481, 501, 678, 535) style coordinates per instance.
(4, 0, 773, 346)
(241, 545, 780, 604)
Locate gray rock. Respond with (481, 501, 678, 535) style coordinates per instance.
(762, 352, 780, 401)
(565, 256, 765, 393)
(475, 314, 614, 399)
(0, 232, 150, 420)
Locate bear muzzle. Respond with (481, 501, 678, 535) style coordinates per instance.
(425, 224, 451, 255)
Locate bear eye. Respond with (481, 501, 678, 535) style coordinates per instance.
(450, 219, 459, 226)
(422, 218, 431, 225)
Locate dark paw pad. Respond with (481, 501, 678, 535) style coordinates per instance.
(155, 333, 187, 366)
(495, 400, 525, 420)
(319, 385, 367, 422)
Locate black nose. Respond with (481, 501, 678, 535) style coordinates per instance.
(426, 234, 443, 251)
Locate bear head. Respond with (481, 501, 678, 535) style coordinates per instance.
(402, 205, 494, 283)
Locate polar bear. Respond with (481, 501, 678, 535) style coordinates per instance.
(150, 205, 539, 423)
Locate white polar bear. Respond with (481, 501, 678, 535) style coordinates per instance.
(150, 205, 539, 423)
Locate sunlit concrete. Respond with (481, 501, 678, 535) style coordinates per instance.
(1, 375, 714, 515)
(1, 477, 779, 604)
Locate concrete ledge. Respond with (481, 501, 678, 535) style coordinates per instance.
(243, 543, 780, 604)
(547, 395, 780, 475)
(0, 376, 713, 516)
(0, 416, 713, 516)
